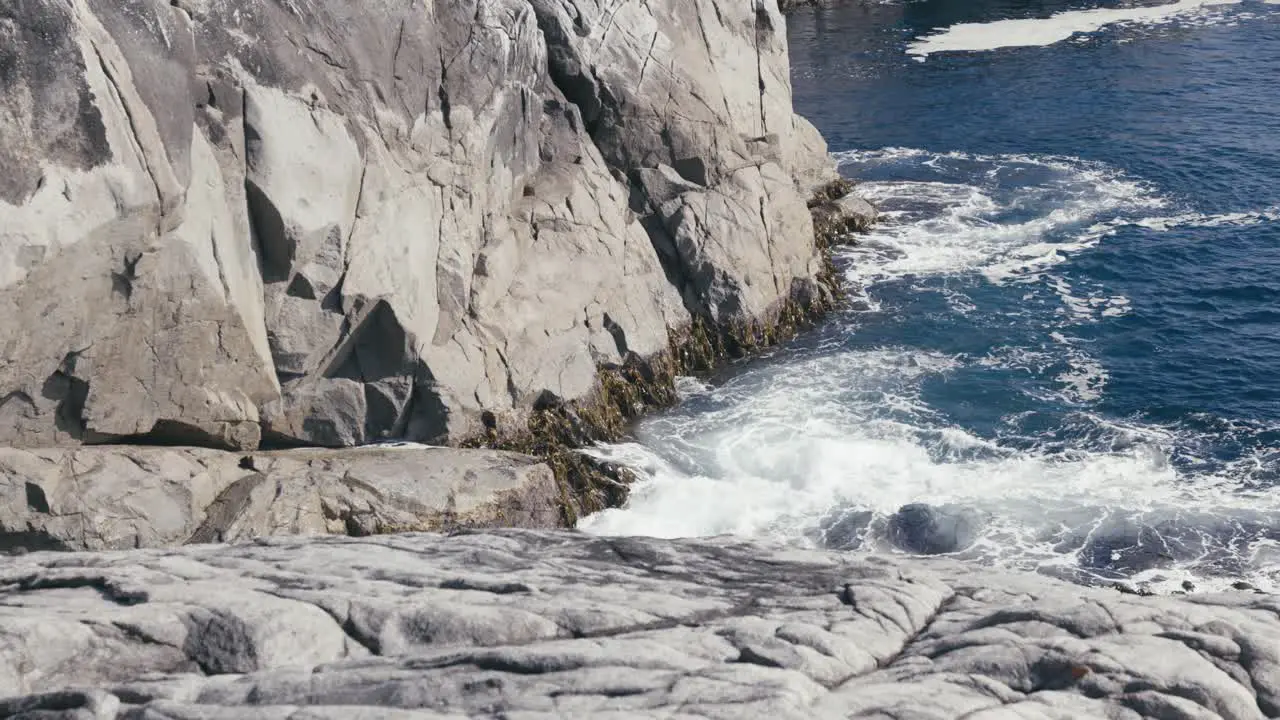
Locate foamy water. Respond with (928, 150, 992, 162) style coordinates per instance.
(907, 0, 1244, 59)
(582, 146, 1280, 594)
(834, 148, 1165, 286)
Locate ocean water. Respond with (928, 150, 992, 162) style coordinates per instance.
(583, 0, 1280, 593)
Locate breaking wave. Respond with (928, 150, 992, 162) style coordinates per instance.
(583, 147, 1280, 595)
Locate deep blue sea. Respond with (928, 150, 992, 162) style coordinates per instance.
(585, 0, 1280, 593)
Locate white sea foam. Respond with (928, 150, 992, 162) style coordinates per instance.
(977, 346, 1057, 374)
(1079, 206, 1280, 245)
(581, 346, 1280, 591)
(907, 0, 1243, 60)
(583, 147, 1280, 593)
(1134, 207, 1280, 230)
(832, 148, 1163, 289)
(674, 375, 713, 399)
(1046, 275, 1132, 324)
(1048, 331, 1108, 403)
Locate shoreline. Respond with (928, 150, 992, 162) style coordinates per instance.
(0, 0, 876, 550)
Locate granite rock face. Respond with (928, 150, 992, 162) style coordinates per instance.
(0, 445, 560, 552)
(0, 530, 1276, 718)
(0, 0, 835, 451)
(531, 0, 834, 323)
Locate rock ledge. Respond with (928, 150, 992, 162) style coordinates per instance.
(0, 530, 1276, 718)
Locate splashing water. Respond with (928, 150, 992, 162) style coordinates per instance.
(583, 147, 1280, 595)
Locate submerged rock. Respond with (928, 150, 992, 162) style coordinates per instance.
(0, 530, 1276, 717)
(887, 502, 986, 555)
(812, 507, 876, 550)
(778, 0, 846, 11)
(1078, 521, 1177, 575)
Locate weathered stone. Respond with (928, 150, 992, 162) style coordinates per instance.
(530, 0, 832, 324)
(0, 531, 1275, 717)
(811, 188, 879, 247)
(0, 0, 845, 451)
(0, 0, 276, 451)
(0, 445, 560, 551)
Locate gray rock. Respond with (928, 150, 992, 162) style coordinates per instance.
(887, 503, 987, 555)
(0, 446, 560, 551)
(836, 193, 880, 229)
(0, 531, 1276, 718)
(811, 189, 879, 245)
(0, 0, 846, 451)
(531, 0, 834, 323)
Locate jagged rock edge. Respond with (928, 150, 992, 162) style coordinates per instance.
(461, 190, 861, 527)
(455, 4, 866, 523)
(0, 0, 871, 533)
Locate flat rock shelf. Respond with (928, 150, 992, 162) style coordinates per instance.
(1, 530, 1276, 718)
(0, 446, 561, 552)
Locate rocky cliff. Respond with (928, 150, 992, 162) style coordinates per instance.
(0, 0, 838, 453)
(1, 530, 1277, 718)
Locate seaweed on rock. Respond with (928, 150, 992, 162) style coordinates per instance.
(464, 183, 866, 526)
(807, 177, 857, 208)
(810, 177, 876, 249)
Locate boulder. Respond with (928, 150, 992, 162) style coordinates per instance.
(835, 192, 880, 229)
(0, 0, 840, 451)
(0, 445, 560, 551)
(0, 530, 1276, 717)
(810, 187, 879, 246)
(887, 502, 986, 555)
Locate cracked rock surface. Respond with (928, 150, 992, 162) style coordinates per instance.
(0, 445, 560, 552)
(0, 530, 1276, 718)
(0, 0, 837, 450)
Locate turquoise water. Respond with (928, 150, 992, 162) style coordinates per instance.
(585, 0, 1280, 593)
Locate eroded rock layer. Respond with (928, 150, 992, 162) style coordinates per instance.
(0, 530, 1276, 718)
(0, 445, 561, 552)
(0, 0, 835, 451)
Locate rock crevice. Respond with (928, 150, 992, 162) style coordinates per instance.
(0, 0, 846, 460)
(0, 531, 1275, 718)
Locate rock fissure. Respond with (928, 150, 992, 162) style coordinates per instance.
(754, 7, 770, 135)
(878, 592, 960, 669)
(4, 532, 1278, 716)
(2, 0, 877, 541)
(86, 41, 164, 230)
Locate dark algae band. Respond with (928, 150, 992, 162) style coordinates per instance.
(464, 178, 875, 526)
